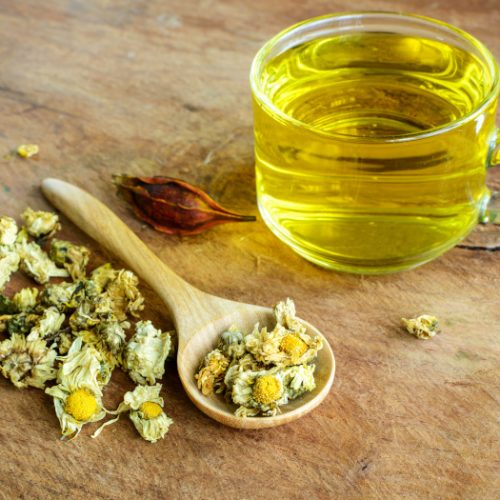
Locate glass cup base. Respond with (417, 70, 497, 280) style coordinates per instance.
(258, 202, 469, 275)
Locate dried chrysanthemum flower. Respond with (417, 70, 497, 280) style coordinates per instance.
(13, 287, 39, 311)
(17, 144, 39, 158)
(17, 239, 69, 284)
(245, 325, 322, 367)
(97, 319, 128, 356)
(21, 207, 60, 239)
(6, 312, 41, 335)
(26, 306, 65, 341)
(232, 369, 287, 417)
(69, 299, 103, 331)
(223, 353, 261, 396)
(274, 298, 306, 333)
(402, 315, 441, 340)
(57, 337, 113, 387)
(96, 384, 173, 442)
(195, 349, 230, 395)
(123, 384, 173, 442)
(90, 263, 118, 293)
(217, 326, 245, 360)
(0, 216, 18, 246)
(281, 364, 316, 400)
(0, 294, 17, 315)
(41, 281, 85, 311)
(0, 246, 20, 291)
(56, 330, 76, 355)
(243, 298, 322, 367)
(123, 321, 172, 385)
(196, 299, 321, 417)
(76, 325, 124, 373)
(104, 269, 144, 321)
(49, 239, 90, 281)
(231, 364, 317, 417)
(0, 334, 57, 389)
(45, 382, 106, 440)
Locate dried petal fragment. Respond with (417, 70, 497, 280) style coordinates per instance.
(0, 216, 18, 246)
(195, 349, 230, 395)
(17, 144, 39, 158)
(0, 248, 20, 290)
(113, 174, 255, 236)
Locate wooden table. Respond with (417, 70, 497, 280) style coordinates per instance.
(1, 1, 499, 498)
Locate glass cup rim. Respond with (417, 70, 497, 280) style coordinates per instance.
(249, 11, 500, 143)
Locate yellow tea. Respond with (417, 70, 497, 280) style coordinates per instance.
(253, 31, 497, 273)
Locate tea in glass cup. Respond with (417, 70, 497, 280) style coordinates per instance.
(251, 13, 500, 273)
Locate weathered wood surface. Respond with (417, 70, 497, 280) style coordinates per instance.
(0, 0, 499, 498)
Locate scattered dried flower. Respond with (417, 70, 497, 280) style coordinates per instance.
(21, 208, 60, 239)
(0, 334, 57, 389)
(95, 384, 173, 442)
(123, 321, 172, 385)
(402, 315, 441, 340)
(49, 239, 90, 280)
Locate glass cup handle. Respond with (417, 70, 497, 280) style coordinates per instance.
(480, 129, 500, 225)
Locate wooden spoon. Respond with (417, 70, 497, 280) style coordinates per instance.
(42, 178, 335, 429)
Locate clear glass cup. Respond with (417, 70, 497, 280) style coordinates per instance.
(250, 12, 500, 274)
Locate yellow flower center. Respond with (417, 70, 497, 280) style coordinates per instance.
(65, 389, 98, 421)
(253, 375, 282, 404)
(280, 334, 308, 359)
(140, 401, 163, 419)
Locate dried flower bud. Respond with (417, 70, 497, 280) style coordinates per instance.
(113, 174, 256, 235)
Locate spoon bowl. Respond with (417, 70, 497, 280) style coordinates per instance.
(42, 178, 335, 429)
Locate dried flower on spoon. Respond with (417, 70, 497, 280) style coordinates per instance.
(113, 174, 256, 235)
(195, 298, 323, 417)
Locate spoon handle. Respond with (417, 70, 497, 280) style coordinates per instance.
(41, 178, 205, 325)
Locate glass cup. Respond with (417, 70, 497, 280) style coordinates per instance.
(250, 12, 500, 274)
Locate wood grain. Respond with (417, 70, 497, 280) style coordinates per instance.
(0, 0, 499, 498)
